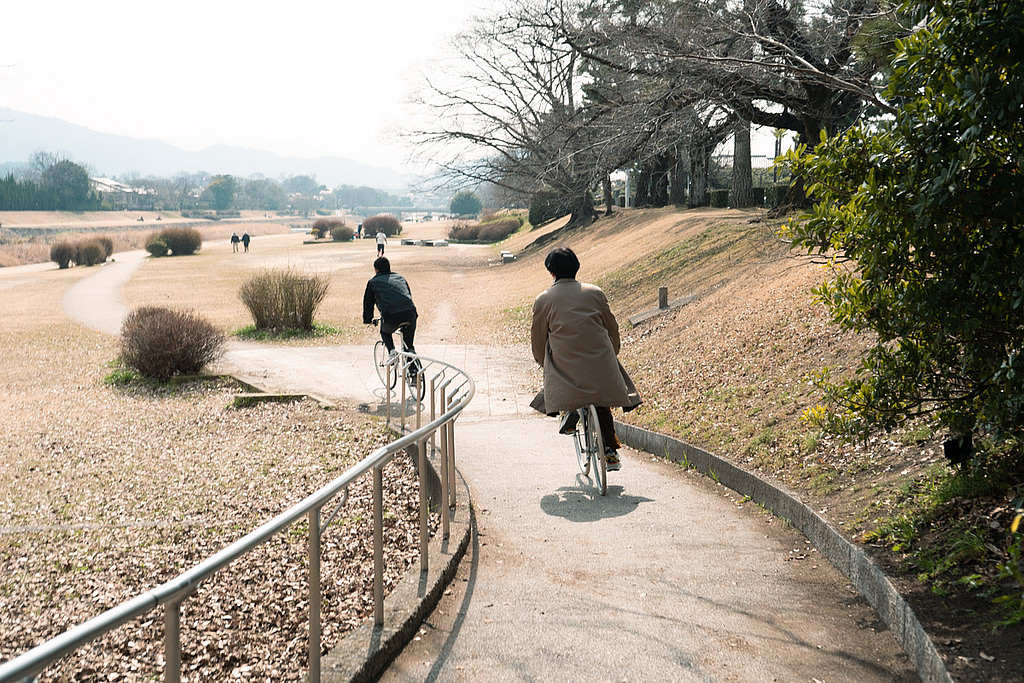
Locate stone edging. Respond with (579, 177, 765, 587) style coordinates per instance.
(614, 420, 952, 683)
(319, 459, 473, 682)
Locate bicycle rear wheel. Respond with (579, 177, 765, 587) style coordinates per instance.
(404, 359, 424, 402)
(584, 404, 607, 496)
(374, 341, 397, 390)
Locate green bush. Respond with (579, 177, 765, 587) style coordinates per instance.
(764, 184, 788, 208)
(119, 306, 226, 382)
(75, 239, 106, 266)
(50, 241, 75, 269)
(159, 227, 203, 256)
(238, 267, 330, 332)
(145, 234, 169, 257)
(709, 189, 730, 207)
(362, 214, 402, 237)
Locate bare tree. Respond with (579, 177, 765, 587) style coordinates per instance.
(563, 0, 905, 205)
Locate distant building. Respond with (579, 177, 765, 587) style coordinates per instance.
(90, 177, 156, 210)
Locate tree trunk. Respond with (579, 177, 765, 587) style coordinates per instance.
(650, 155, 670, 207)
(636, 155, 671, 207)
(634, 165, 652, 206)
(688, 144, 711, 208)
(603, 174, 614, 216)
(730, 122, 755, 207)
(670, 151, 687, 205)
(566, 191, 597, 228)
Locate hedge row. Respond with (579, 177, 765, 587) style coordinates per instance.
(448, 217, 522, 243)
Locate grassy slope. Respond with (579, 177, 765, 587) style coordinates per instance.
(499, 206, 1021, 681)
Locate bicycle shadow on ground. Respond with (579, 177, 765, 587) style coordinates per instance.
(539, 478, 653, 522)
(357, 386, 425, 417)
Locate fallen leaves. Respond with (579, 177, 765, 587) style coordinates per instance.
(1, 365, 433, 681)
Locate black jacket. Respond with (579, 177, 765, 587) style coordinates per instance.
(362, 272, 416, 324)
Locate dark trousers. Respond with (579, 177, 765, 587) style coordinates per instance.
(380, 310, 417, 353)
(596, 406, 621, 449)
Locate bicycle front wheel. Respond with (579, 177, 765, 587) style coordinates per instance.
(584, 404, 607, 496)
(573, 409, 590, 476)
(374, 341, 397, 390)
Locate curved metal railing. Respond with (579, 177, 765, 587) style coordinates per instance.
(0, 350, 474, 683)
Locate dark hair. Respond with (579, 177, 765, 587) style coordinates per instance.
(544, 247, 579, 279)
(374, 256, 391, 273)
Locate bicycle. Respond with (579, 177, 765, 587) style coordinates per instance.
(372, 319, 423, 402)
(571, 404, 607, 496)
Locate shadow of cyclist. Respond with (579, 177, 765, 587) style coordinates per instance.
(539, 483, 653, 522)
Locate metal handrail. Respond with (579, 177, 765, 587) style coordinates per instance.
(0, 350, 474, 683)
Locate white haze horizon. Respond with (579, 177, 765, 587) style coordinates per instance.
(0, 1, 489, 174)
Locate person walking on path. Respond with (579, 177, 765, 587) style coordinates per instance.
(375, 231, 388, 256)
(230, 232, 240, 253)
(362, 256, 419, 366)
(530, 246, 641, 470)
(241, 232, 250, 252)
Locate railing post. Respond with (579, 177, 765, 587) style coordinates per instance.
(385, 361, 393, 428)
(373, 465, 384, 627)
(308, 508, 322, 681)
(164, 600, 183, 683)
(429, 374, 438, 457)
(418, 436, 429, 571)
(447, 401, 457, 510)
(438, 391, 450, 538)
(400, 358, 408, 431)
(439, 411, 450, 541)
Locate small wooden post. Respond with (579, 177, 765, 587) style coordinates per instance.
(658, 286, 669, 309)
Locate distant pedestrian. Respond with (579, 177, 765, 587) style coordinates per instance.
(376, 231, 387, 257)
(230, 232, 240, 253)
(242, 232, 251, 252)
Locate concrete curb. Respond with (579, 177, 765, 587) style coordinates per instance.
(319, 463, 473, 683)
(615, 420, 952, 683)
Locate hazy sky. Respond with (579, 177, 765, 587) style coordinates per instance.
(0, 1, 486, 172)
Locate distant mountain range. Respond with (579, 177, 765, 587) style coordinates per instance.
(0, 107, 411, 190)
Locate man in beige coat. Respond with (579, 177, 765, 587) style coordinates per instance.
(531, 247, 641, 470)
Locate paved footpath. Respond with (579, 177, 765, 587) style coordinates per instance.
(58, 255, 918, 681)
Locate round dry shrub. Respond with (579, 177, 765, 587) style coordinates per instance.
(145, 233, 169, 257)
(160, 227, 203, 256)
(119, 306, 226, 382)
(310, 218, 343, 239)
(75, 239, 106, 266)
(50, 241, 76, 269)
(362, 214, 401, 237)
(447, 223, 479, 242)
(96, 235, 114, 259)
(239, 267, 329, 332)
(477, 218, 520, 242)
(330, 223, 354, 241)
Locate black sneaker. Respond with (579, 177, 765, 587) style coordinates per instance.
(558, 411, 579, 434)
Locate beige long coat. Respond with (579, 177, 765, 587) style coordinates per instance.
(530, 278, 642, 414)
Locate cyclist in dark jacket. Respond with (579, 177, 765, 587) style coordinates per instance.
(362, 257, 418, 356)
